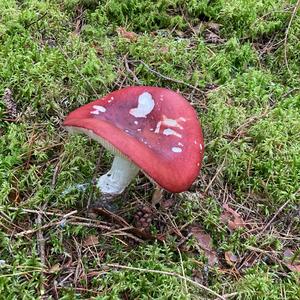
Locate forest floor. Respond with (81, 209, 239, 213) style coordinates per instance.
(0, 0, 299, 299)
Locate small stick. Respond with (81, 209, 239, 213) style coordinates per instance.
(36, 212, 46, 297)
(284, 0, 300, 74)
(26, 12, 48, 28)
(105, 263, 226, 299)
(51, 161, 61, 188)
(124, 55, 141, 84)
(16, 221, 63, 237)
(131, 60, 204, 94)
(204, 159, 225, 194)
(177, 248, 188, 294)
(3, 207, 109, 225)
(258, 200, 290, 235)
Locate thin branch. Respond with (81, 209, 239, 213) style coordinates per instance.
(36, 212, 46, 297)
(26, 12, 48, 28)
(130, 60, 204, 94)
(258, 200, 290, 235)
(284, 0, 300, 74)
(177, 248, 188, 294)
(124, 55, 141, 84)
(105, 263, 226, 299)
(204, 159, 225, 194)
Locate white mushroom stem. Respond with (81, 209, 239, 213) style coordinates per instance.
(97, 156, 139, 195)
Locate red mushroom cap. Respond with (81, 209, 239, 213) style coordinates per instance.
(63, 86, 204, 193)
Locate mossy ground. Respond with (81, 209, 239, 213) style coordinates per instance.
(0, 0, 299, 299)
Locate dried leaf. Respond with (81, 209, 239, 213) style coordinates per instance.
(83, 235, 99, 247)
(175, 30, 185, 37)
(86, 270, 107, 278)
(73, 6, 84, 35)
(8, 188, 20, 203)
(225, 251, 238, 266)
(207, 22, 221, 33)
(160, 198, 175, 210)
(190, 226, 218, 266)
(221, 203, 246, 231)
(48, 263, 60, 273)
(191, 23, 202, 35)
(242, 252, 259, 268)
(283, 248, 300, 272)
(117, 27, 138, 42)
(204, 31, 225, 44)
(192, 269, 204, 284)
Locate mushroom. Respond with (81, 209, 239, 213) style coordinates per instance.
(63, 86, 204, 204)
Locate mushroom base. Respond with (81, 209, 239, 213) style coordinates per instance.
(97, 156, 139, 195)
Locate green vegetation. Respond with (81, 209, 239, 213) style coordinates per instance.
(0, 0, 299, 299)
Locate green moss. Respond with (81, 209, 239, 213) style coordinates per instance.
(0, 0, 300, 298)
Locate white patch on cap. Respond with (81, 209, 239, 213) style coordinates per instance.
(163, 128, 182, 138)
(197, 163, 200, 166)
(150, 128, 154, 131)
(129, 92, 155, 118)
(172, 147, 182, 153)
(179, 117, 187, 122)
(134, 121, 138, 125)
(194, 140, 197, 144)
(93, 105, 106, 112)
(90, 110, 99, 115)
(155, 116, 185, 134)
(137, 128, 142, 132)
(199, 144, 203, 150)
(163, 118, 183, 129)
(178, 142, 184, 146)
(154, 121, 162, 133)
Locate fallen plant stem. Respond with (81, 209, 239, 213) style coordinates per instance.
(124, 55, 141, 84)
(3, 207, 109, 226)
(204, 159, 225, 194)
(36, 212, 46, 297)
(177, 248, 188, 294)
(284, 0, 300, 74)
(258, 199, 290, 236)
(130, 60, 204, 94)
(105, 263, 226, 299)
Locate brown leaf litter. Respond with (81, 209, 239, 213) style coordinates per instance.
(220, 203, 246, 231)
(117, 27, 138, 42)
(190, 226, 218, 266)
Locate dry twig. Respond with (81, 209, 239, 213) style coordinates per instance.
(36, 212, 46, 297)
(105, 263, 226, 299)
(284, 0, 300, 74)
(124, 55, 141, 84)
(258, 199, 290, 236)
(130, 60, 204, 94)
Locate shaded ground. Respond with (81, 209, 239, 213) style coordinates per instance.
(0, 0, 299, 299)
